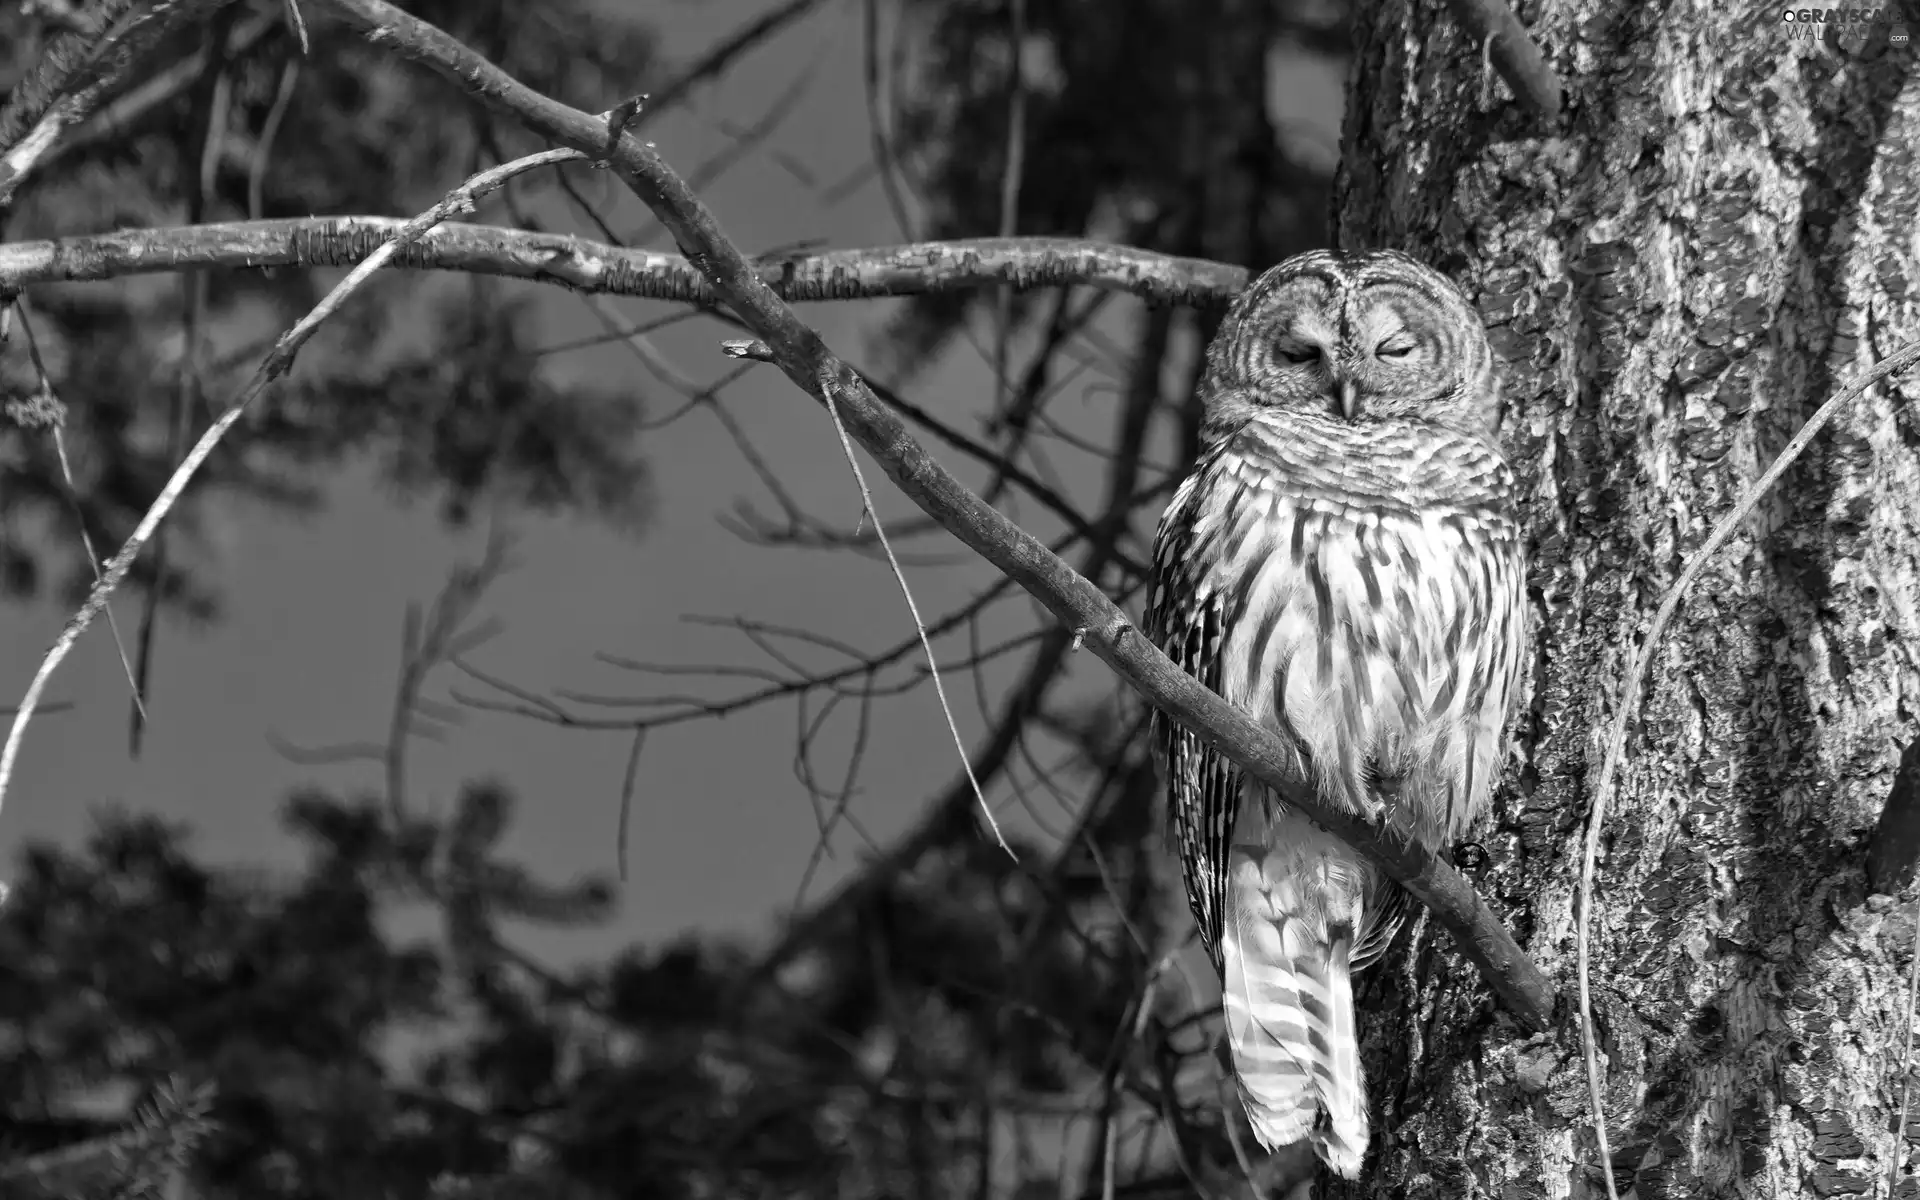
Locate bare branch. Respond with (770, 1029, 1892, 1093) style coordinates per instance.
(615, 728, 647, 883)
(0, 219, 1246, 308)
(248, 59, 301, 220)
(990, 0, 1029, 421)
(0, 0, 145, 153)
(313, 0, 1555, 1032)
(622, 59, 820, 247)
(28, 10, 279, 180)
(740, 624, 1080, 995)
(0, 0, 243, 206)
(816, 345, 1008, 852)
(131, 21, 235, 756)
(2, 300, 145, 719)
(859, 0, 921, 238)
(0, 148, 582, 829)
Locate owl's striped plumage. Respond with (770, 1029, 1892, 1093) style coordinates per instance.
(1145, 249, 1528, 1178)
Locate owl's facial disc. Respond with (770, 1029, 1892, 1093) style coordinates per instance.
(1201, 249, 1496, 447)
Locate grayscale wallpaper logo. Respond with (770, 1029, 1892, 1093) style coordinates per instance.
(1779, 7, 1908, 46)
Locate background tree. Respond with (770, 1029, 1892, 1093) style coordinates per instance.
(3, 1, 1916, 1199)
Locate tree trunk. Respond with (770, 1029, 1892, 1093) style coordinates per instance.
(1329, 8, 1920, 1197)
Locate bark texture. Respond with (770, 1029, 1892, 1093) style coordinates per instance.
(1330, 5, 1920, 1197)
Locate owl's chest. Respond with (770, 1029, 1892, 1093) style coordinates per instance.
(1191, 469, 1475, 655)
(1186, 469, 1510, 763)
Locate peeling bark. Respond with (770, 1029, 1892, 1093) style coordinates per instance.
(1330, 6, 1920, 1197)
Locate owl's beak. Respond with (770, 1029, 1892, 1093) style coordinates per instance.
(1333, 375, 1360, 421)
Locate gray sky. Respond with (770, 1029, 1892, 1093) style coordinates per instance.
(0, 0, 1344, 969)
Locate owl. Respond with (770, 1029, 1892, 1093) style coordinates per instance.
(1144, 249, 1529, 1179)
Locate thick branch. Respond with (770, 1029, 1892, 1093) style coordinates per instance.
(0, 217, 1245, 307)
(312, 0, 1558, 1033)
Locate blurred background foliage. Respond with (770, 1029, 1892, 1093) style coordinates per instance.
(0, 0, 1342, 1194)
(0, 0, 658, 612)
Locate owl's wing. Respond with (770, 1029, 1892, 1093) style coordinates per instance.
(1145, 474, 1240, 972)
(1353, 490, 1528, 972)
(1349, 878, 1410, 971)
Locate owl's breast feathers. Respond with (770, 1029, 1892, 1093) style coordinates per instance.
(1147, 411, 1527, 962)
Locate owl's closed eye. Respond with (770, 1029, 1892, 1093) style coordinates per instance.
(1201, 248, 1500, 437)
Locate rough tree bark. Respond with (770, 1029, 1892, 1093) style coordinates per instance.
(1331, 5, 1920, 1198)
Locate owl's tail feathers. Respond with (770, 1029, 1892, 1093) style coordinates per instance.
(1221, 917, 1367, 1179)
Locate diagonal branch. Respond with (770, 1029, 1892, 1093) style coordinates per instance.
(313, 0, 1557, 1031)
(0, 0, 243, 206)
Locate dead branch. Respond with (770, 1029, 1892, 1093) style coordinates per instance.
(0, 218, 1247, 308)
(815, 328, 1009, 851)
(300, 0, 1558, 1031)
(2, 299, 145, 715)
(0, 0, 242, 206)
(0, 148, 583, 830)
(25, 9, 279, 181)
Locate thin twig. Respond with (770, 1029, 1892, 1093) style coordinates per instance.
(1218, 1060, 1271, 1200)
(248, 58, 300, 220)
(1574, 338, 1920, 1200)
(0, 0, 241, 206)
(1106, 951, 1175, 1200)
(5, 302, 145, 717)
(819, 374, 1009, 853)
(991, 0, 1029, 422)
(25, 13, 278, 179)
(0, 148, 583, 826)
(861, 0, 920, 239)
(132, 41, 233, 755)
(615, 728, 647, 882)
(629, 0, 829, 129)
(0, 0, 146, 155)
(282, 0, 311, 55)
(385, 533, 512, 824)
(622, 59, 819, 248)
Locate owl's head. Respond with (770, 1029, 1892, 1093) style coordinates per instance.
(1199, 249, 1500, 442)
